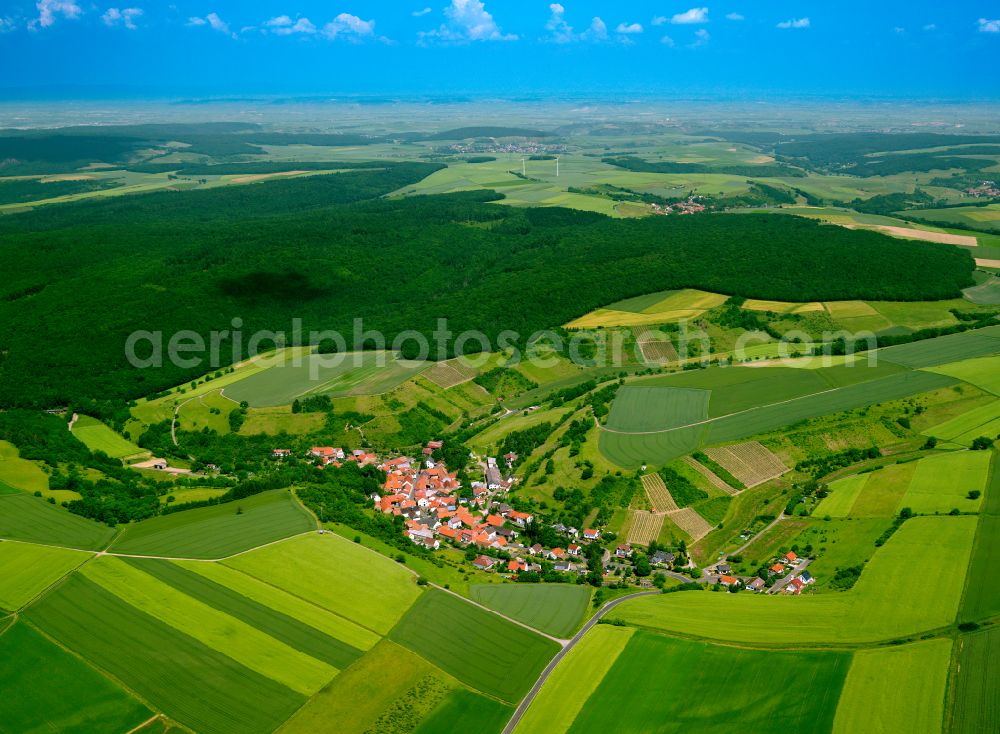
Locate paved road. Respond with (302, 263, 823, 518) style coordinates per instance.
(501, 590, 659, 734)
(768, 558, 813, 595)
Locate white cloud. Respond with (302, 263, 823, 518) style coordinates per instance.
(32, 0, 82, 29)
(672, 7, 708, 25)
(777, 17, 810, 29)
(0, 17, 14, 33)
(893, 26, 905, 34)
(266, 15, 317, 35)
(102, 7, 142, 30)
(660, 34, 675, 46)
(690, 27, 710, 46)
(651, 15, 667, 27)
(544, 5, 614, 43)
(412, 7, 431, 16)
(725, 13, 744, 21)
(323, 12, 375, 40)
(923, 23, 936, 31)
(616, 22, 642, 34)
(978, 18, 1000, 33)
(188, 12, 236, 39)
(421, 0, 515, 43)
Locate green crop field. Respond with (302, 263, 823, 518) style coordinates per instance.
(388, 589, 560, 703)
(599, 424, 705, 469)
(928, 354, 1000, 396)
(833, 639, 950, 734)
(277, 639, 454, 734)
(0, 440, 49, 492)
(81, 556, 339, 695)
(0, 622, 152, 734)
(514, 625, 635, 734)
(948, 627, 1000, 734)
(705, 371, 958, 445)
(0, 540, 88, 611)
(897, 450, 990, 514)
(923, 400, 1000, 447)
(226, 532, 421, 635)
(469, 583, 591, 638)
(175, 559, 381, 651)
(847, 462, 918, 517)
(876, 326, 1000, 368)
(605, 386, 710, 432)
(26, 573, 307, 734)
(414, 689, 512, 734)
(0, 493, 116, 550)
(109, 489, 313, 559)
(600, 370, 955, 468)
(127, 557, 367, 670)
(959, 454, 1000, 622)
(616, 516, 976, 643)
(565, 631, 849, 734)
(223, 351, 429, 407)
(71, 415, 144, 458)
(814, 474, 869, 517)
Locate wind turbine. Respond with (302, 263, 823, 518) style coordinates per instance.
(555, 156, 560, 178)
(521, 156, 526, 176)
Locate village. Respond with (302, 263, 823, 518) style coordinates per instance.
(274, 441, 819, 594)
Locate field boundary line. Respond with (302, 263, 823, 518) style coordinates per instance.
(20, 618, 169, 729)
(500, 590, 659, 734)
(124, 715, 164, 734)
(101, 529, 317, 564)
(314, 529, 568, 643)
(431, 583, 568, 646)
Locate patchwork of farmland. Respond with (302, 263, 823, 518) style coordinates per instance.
(423, 358, 479, 388)
(0, 622, 153, 734)
(561, 631, 850, 734)
(226, 532, 421, 635)
(470, 583, 591, 638)
(665, 507, 714, 541)
(616, 515, 977, 643)
(703, 441, 788, 487)
(110, 489, 314, 559)
(640, 472, 677, 511)
(388, 590, 561, 703)
(596, 350, 969, 467)
(223, 351, 429, 407)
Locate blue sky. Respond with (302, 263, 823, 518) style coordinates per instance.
(1, 1, 999, 98)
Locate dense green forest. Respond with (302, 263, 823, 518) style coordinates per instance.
(602, 156, 805, 178)
(0, 177, 120, 204)
(0, 165, 974, 408)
